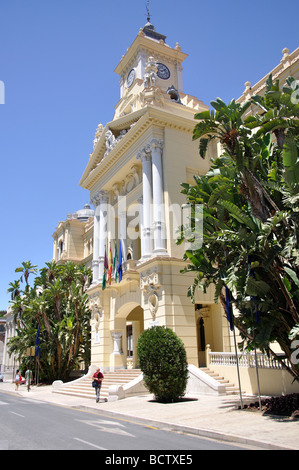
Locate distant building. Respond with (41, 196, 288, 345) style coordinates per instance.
(1, 307, 20, 379)
(0, 317, 5, 372)
(52, 203, 94, 268)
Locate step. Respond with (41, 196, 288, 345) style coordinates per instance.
(199, 367, 245, 395)
(53, 369, 142, 400)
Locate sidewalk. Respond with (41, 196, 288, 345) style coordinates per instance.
(1, 381, 298, 450)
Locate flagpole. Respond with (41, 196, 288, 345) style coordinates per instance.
(254, 347, 262, 409)
(248, 254, 262, 410)
(232, 326, 243, 409)
(251, 305, 262, 410)
(225, 285, 243, 409)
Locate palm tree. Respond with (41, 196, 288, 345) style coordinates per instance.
(7, 280, 21, 300)
(180, 75, 299, 380)
(15, 261, 38, 291)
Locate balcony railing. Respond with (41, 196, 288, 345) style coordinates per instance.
(208, 351, 289, 370)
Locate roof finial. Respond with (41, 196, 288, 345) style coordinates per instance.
(146, 0, 151, 22)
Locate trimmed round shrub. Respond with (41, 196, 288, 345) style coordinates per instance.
(137, 326, 188, 403)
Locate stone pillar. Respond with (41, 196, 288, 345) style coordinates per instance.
(137, 147, 153, 258)
(53, 237, 58, 262)
(91, 193, 101, 283)
(137, 195, 144, 258)
(98, 191, 109, 281)
(112, 331, 123, 355)
(150, 138, 167, 254)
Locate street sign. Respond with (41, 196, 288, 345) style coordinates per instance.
(26, 346, 35, 357)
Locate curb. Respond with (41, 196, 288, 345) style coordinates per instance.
(71, 404, 294, 451)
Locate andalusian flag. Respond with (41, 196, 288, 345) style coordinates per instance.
(102, 247, 108, 290)
(108, 244, 113, 285)
(113, 240, 118, 282)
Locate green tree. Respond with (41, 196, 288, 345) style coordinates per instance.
(7, 261, 92, 383)
(7, 280, 21, 300)
(15, 261, 38, 292)
(179, 75, 299, 381)
(137, 326, 189, 402)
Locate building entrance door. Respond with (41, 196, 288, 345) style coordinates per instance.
(125, 306, 144, 369)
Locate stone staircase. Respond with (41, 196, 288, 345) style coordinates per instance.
(199, 367, 243, 395)
(53, 369, 142, 401)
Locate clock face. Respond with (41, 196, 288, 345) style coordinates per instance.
(126, 68, 135, 88)
(157, 63, 170, 80)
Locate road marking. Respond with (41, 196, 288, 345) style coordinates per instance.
(76, 419, 136, 437)
(23, 398, 47, 404)
(0, 401, 8, 405)
(73, 438, 107, 450)
(10, 411, 25, 418)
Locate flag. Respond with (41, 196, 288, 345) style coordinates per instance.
(118, 241, 123, 283)
(225, 286, 234, 331)
(113, 240, 118, 282)
(108, 244, 113, 285)
(247, 255, 261, 325)
(102, 247, 108, 290)
(35, 325, 41, 358)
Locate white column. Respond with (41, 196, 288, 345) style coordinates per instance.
(150, 138, 167, 254)
(98, 191, 109, 281)
(91, 193, 101, 283)
(53, 237, 58, 262)
(137, 195, 144, 258)
(137, 147, 153, 258)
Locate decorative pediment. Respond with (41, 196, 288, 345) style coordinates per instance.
(111, 164, 141, 204)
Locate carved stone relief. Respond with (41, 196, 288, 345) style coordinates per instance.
(104, 128, 128, 158)
(111, 164, 141, 204)
(89, 293, 103, 333)
(140, 268, 160, 321)
(143, 56, 158, 88)
(93, 123, 104, 149)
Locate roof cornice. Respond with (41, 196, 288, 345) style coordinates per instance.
(79, 105, 201, 191)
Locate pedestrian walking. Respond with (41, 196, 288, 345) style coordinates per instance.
(25, 368, 32, 392)
(92, 367, 104, 403)
(15, 370, 21, 391)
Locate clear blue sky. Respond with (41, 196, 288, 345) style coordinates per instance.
(0, 0, 298, 310)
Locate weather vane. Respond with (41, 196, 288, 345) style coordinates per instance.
(146, 0, 151, 22)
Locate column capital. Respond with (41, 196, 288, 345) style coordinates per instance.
(149, 138, 164, 152)
(137, 147, 151, 163)
(91, 190, 109, 206)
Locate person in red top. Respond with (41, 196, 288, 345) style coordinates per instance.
(92, 367, 104, 403)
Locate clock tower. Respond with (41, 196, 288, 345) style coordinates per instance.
(113, 21, 189, 118)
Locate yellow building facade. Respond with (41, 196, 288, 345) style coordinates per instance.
(53, 22, 299, 396)
(78, 22, 227, 372)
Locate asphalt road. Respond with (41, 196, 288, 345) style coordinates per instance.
(0, 390, 250, 453)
